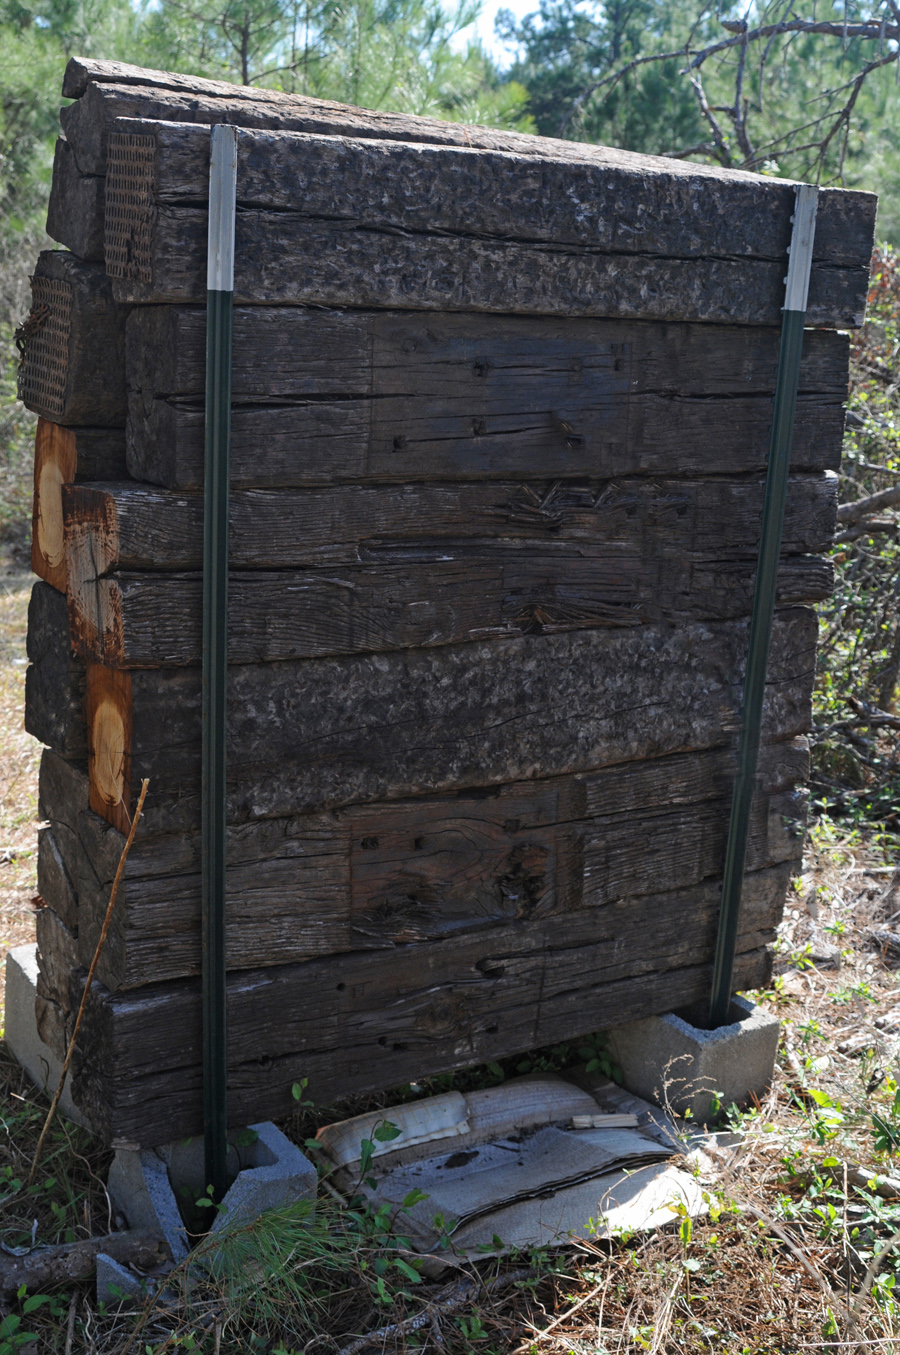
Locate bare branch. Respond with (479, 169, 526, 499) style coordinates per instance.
(836, 485, 900, 525)
(690, 71, 732, 165)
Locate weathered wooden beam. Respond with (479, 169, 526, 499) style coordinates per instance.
(37, 826, 79, 933)
(66, 557, 832, 670)
(46, 138, 105, 262)
(104, 122, 873, 323)
(63, 65, 701, 177)
(34, 739, 806, 991)
(62, 473, 836, 667)
(24, 583, 86, 759)
(125, 306, 849, 488)
(17, 253, 127, 426)
(70, 608, 818, 832)
(68, 866, 786, 1143)
(31, 420, 127, 592)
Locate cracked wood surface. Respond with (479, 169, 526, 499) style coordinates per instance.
(125, 307, 848, 488)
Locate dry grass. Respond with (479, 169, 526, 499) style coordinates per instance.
(0, 559, 39, 1021)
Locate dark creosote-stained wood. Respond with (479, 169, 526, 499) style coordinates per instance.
(37, 825, 80, 934)
(65, 62, 815, 176)
(103, 121, 874, 322)
(32, 420, 127, 592)
(16, 253, 127, 427)
(25, 607, 817, 830)
(46, 139, 105, 263)
(53, 740, 808, 991)
(63, 474, 837, 666)
(125, 308, 849, 488)
(24, 583, 86, 760)
(68, 868, 785, 1143)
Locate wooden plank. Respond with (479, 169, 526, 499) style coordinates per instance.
(109, 118, 874, 267)
(67, 69, 783, 176)
(67, 557, 832, 669)
(70, 778, 803, 992)
(16, 252, 127, 427)
(125, 307, 848, 487)
(63, 473, 836, 666)
(108, 183, 870, 326)
(61, 608, 816, 831)
(36, 827, 79, 933)
(68, 866, 786, 1142)
(38, 740, 807, 990)
(46, 138, 105, 262)
(63, 474, 840, 571)
(24, 583, 86, 759)
(57, 62, 877, 300)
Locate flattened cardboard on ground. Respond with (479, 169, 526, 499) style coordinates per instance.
(318, 1074, 703, 1259)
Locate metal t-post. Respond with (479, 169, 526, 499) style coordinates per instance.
(708, 184, 819, 1030)
(202, 124, 237, 1201)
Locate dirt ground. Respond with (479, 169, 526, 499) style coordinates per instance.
(0, 563, 39, 1021)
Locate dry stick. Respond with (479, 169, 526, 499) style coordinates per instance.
(27, 779, 150, 1186)
(336, 1269, 533, 1355)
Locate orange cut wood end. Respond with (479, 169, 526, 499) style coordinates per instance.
(86, 664, 133, 834)
(32, 419, 77, 593)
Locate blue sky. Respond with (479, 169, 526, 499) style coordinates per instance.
(452, 0, 538, 64)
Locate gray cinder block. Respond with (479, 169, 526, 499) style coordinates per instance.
(606, 995, 780, 1124)
(210, 1122, 317, 1234)
(96, 1251, 153, 1305)
(2, 944, 89, 1128)
(107, 1121, 316, 1268)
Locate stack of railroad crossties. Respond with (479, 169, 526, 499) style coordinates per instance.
(20, 57, 876, 1148)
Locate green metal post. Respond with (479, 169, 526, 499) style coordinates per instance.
(708, 184, 819, 1030)
(202, 124, 237, 1201)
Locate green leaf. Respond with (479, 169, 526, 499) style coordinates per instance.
(373, 1120, 401, 1143)
(401, 1189, 430, 1208)
(393, 1257, 422, 1283)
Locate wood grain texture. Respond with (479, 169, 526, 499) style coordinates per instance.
(85, 664, 132, 835)
(67, 865, 785, 1143)
(112, 118, 875, 268)
(37, 826, 79, 933)
(109, 199, 869, 327)
(54, 745, 806, 991)
(59, 61, 877, 287)
(67, 557, 833, 669)
(58, 608, 817, 830)
(62, 473, 836, 667)
(46, 139, 105, 262)
(17, 252, 127, 426)
(31, 420, 129, 593)
(31, 420, 76, 592)
(125, 307, 848, 488)
(62, 474, 839, 571)
(24, 582, 86, 759)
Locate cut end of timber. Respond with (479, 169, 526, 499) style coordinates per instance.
(31, 420, 77, 592)
(86, 664, 133, 834)
(63, 486, 124, 665)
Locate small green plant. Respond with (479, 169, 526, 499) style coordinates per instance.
(0, 1288, 65, 1355)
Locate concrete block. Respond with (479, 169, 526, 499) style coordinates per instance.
(96, 1251, 154, 1306)
(606, 995, 780, 1125)
(108, 1122, 316, 1269)
(211, 1122, 317, 1234)
(2, 945, 90, 1129)
(107, 1147, 190, 1262)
